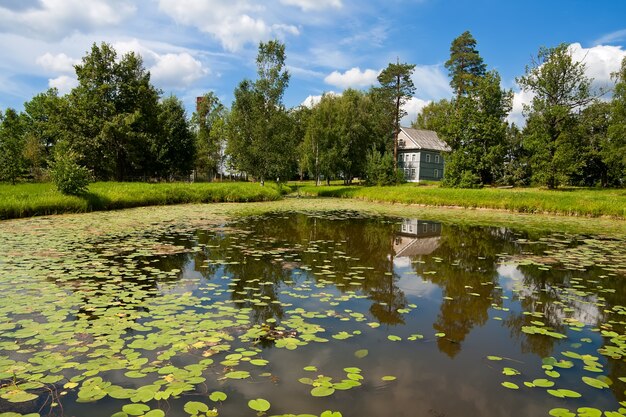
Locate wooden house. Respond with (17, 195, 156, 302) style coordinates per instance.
(397, 127, 451, 182)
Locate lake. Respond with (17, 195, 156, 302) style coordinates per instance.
(0, 203, 625, 417)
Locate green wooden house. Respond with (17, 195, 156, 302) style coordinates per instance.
(397, 127, 450, 182)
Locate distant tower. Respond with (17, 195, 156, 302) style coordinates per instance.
(196, 96, 205, 113)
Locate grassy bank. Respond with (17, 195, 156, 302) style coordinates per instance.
(0, 182, 286, 220)
(297, 183, 626, 219)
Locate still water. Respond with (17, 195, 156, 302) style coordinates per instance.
(0, 209, 625, 417)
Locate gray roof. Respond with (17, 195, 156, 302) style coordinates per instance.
(400, 127, 451, 152)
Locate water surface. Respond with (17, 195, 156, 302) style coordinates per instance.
(0, 208, 625, 417)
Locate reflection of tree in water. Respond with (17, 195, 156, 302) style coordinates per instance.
(194, 213, 407, 326)
(413, 226, 518, 357)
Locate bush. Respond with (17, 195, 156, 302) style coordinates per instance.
(365, 148, 404, 186)
(49, 145, 91, 195)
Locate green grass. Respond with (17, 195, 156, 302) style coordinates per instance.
(296, 183, 626, 219)
(0, 182, 288, 220)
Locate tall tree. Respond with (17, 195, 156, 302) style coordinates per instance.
(0, 108, 26, 184)
(22, 88, 68, 180)
(426, 32, 511, 187)
(228, 40, 296, 184)
(155, 96, 195, 179)
(68, 42, 161, 180)
(445, 31, 487, 100)
(376, 60, 416, 169)
(607, 57, 626, 186)
(517, 44, 596, 188)
(193, 92, 226, 180)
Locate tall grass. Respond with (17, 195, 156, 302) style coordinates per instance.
(0, 182, 287, 220)
(297, 183, 626, 218)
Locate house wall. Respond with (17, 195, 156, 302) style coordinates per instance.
(398, 150, 445, 182)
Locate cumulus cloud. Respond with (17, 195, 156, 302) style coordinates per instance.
(412, 64, 452, 101)
(568, 42, 626, 89)
(158, 0, 299, 51)
(150, 53, 207, 89)
(280, 0, 342, 11)
(324, 67, 379, 89)
(402, 96, 431, 126)
(0, 0, 136, 40)
(301, 91, 339, 108)
(111, 39, 209, 89)
(36, 52, 79, 74)
(49, 75, 78, 95)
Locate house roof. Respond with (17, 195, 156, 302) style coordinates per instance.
(394, 236, 441, 257)
(400, 127, 451, 152)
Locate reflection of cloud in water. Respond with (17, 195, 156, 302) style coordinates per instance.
(393, 257, 411, 269)
(497, 264, 601, 326)
(497, 264, 525, 292)
(397, 272, 439, 298)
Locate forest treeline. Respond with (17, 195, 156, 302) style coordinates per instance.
(0, 32, 625, 190)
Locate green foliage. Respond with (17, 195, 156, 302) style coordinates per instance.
(445, 31, 487, 99)
(49, 142, 91, 195)
(68, 42, 162, 180)
(155, 96, 195, 179)
(227, 40, 296, 184)
(607, 57, 626, 186)
(421, 34, 511, 188)
(193, 92, 226, 180)
(302, 90, 377, 184)
(364, 148, 403, 185)
(0, 108, 26, 184)
(375, 60, 416, 166)
(517, 44, 595, 188)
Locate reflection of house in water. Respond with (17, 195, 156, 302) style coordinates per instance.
(394, 219, 442, 257)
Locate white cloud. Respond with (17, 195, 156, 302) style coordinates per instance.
(112, 39, 209, 89)
(402, 96, 431, 126)
(157, 0, 299, 51)
(412, 64, 452, 101)
(324, 67, 379, 89)
(280, 0, 342, 11)
(508, 89, 534, 126)
(49, 75, 77, 95)
(0, 0, 136, 40)
(594, 29, 626, 45)
(150, 53, 207, 89)
(568, 42, 626, 89)
(301, 91, 339, 108)
(36, 52, 79, 74)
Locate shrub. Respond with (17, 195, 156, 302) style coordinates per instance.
(49, 144, 91, 195)
(365, 148, 404, 186)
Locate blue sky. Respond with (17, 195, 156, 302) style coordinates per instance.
(1, 0, 625, 125)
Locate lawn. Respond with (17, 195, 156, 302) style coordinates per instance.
(296, 183, 626, 218)
(0, 182, 287, 220)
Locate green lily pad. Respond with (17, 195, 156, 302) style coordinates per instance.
(311, 386, 335, 397)
(248, 398, 271, 412)
(209, 391, 227, 402)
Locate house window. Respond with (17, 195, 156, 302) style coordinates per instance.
(409, 225, 413, 232)
(402, 224, 406, 232)
(410, 168, 415, 179)
(412, 154, 416, 161)
(423, 224, 428, 232)
(426, 154, 431, 163)
(404, 169, 410, 178)
(435, 155, 440, 163)
(434, 169, 439, 178)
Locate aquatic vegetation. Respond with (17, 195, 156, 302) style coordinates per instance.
(0, 202, 625, 416)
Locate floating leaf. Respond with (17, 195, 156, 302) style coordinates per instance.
(311, 386, 335, 397)
(354, 349, 368, 359)
(381, 376, 396, 381)
(184, 401, 209, 415)
(248, 398, 271, 412)
(209, 391, 227, 402)
(501, 382, 519, 390)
